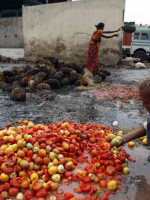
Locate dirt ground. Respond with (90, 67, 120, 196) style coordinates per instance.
(0, 63, 150, 199)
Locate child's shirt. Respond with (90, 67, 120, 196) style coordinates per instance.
(143, 114, 150, 145)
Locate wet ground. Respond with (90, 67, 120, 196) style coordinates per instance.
(0, 63, 150, 199)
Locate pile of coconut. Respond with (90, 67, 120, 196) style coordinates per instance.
(0, 57, 98, 101)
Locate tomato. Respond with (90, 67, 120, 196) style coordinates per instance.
(27, 150, 33, 158)
(32, 180, 43, 192)
(40, 143, 46, 149)
(3, 183, 10, 191)
(82, 177, 92, 183)
(81, 184, 91, 192)
(21, 180, 30, 189)
(115, 164, 123, 172)
(64, 193, 74, 199)
(0, 185, 3, 193)
(0, 194, 4, 200)
(9, 187, 19, 196)
(17, 150, 25, 158)
(115, 159, 122, 165)
(106, 166, 115, 176)
(99, 180, 107, 188)
(36, 189, 48, 198)
(0, 157, 4, 165)
(97, 173, 106, 180)
(38, 149, 46, 158)
(43, 157, 50, 165)
(35, 157, 43, 165)
(24, 189, 35, 200)
(4, 167, 14, 174)
(74, 187, 82, 194)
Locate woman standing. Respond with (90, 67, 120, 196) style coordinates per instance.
(84, 22, 121, 79)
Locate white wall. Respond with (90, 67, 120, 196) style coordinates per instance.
(0, 17, 24, 48)
(23, 0, 125, 65)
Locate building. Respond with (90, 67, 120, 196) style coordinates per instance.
(0, 0, 68, 17)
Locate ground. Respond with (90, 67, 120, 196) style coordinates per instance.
(0, 62, 150, 200)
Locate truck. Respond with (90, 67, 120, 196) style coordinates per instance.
(123, 26, 150, 62)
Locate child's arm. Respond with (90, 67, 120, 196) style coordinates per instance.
(112, 125, 146, 147)
(123, 125, 146, 144)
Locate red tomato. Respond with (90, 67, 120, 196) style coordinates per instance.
(81, 184, 91, 192)
(24, 189, 35, 200)
(64, 193, 74, 199)
(43, 157, 50, 165)
(9, 188, 19, 196)
(4, 167, 14, 174)
(0, 185, 3, 193)
(36, 189, 48, 198)
(35, 157, 43, 165)
(106, 166, 115, 176)
(40, 143, 46, 149)
(97, 173, 106, 180)
(0, 157, 3, 165)
(115, 164, 123, 172)
(27, 150, 33, 158)
(3, 183, 10, 191)
(82, 177, 92, 184)
(74, 187, 82, 194)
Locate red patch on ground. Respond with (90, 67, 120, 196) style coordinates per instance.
(93, 85, 139, 102)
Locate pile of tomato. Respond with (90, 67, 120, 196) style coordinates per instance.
(0, 120, 134, 200)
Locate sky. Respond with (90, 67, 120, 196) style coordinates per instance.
(125, 0, 150, 25)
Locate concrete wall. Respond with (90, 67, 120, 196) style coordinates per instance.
(23, 0, 125, 65)
(0, 17, 24, 48)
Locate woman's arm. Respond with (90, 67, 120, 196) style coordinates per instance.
(102, 34, 118, 39)
(103, 28, 121, 34)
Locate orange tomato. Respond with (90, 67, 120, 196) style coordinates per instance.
(38, 149, 46, 158)
(19, 171, 27, 178)
(22, 148, 28, 154)
(21, 180, 30, 189)
(17, 150, 25, 158)
(99, 180, 107, 188)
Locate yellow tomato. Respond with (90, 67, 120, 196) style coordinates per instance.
(5, 147, 14, 155)
(3, 136, 8, 142)
(16, 135, 22, 141)
(0, 144, 8, 151)
(28, 122, 34, 128)
(118, 130, 124, 135)
(128, 141, 135, 148)
(65, 130, 70, 136)
(123, 167, 130, 174)
(53, 158, 59, 166)
(107, 180, 117, 191)
(30, 173, 39, 182)
(1, 163, 7, 170)
(76, 169, 86, 177)
(11, 144, 18, 151)
(62, 122, 69, 128)
(48, 166, 58, 175)
(7, 130, 16, 135)
(108, 134, 116, 140)
(143, 138, 147, 145)
(0, 173, 9, 182)
(17, 140, 26, 148)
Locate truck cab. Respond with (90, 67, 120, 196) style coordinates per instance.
(123, 27, 150, 62)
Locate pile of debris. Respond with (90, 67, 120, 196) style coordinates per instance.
(0, 57, 91, 101)
(0, 55, 27, 64)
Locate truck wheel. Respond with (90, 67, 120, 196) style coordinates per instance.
(134, 51, 147, 62)
(122, 25, 136, 33)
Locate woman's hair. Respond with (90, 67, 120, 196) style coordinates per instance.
(139, 79, 150, 91)
(95, 22, 105, 30)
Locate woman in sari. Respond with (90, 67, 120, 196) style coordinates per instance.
(84, 22, 121, 80)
